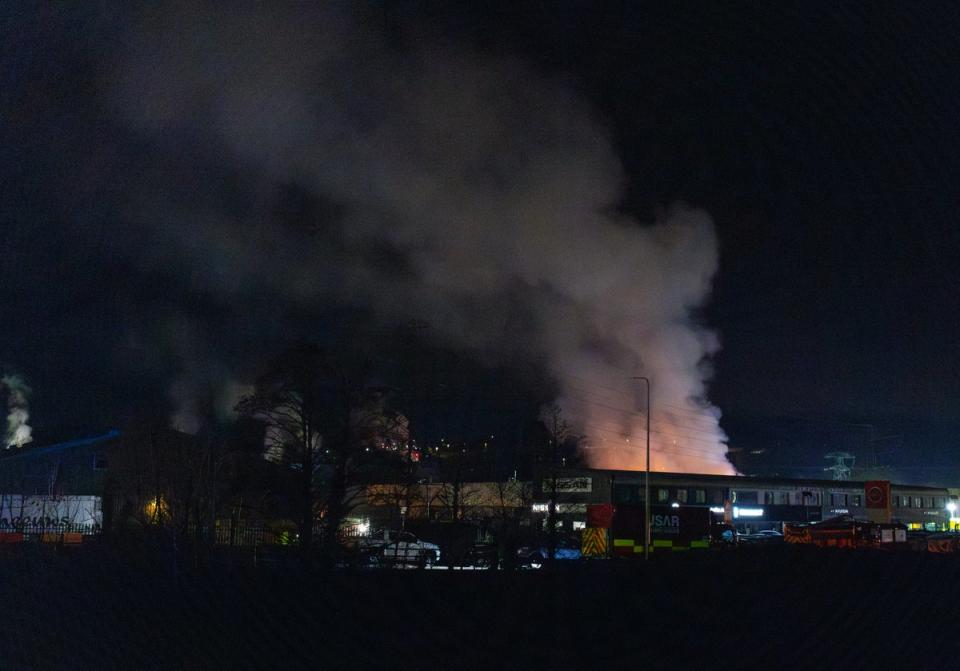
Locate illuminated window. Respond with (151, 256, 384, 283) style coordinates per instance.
(677, 489, 688, 503)
(852, 495, 862, 507)
(916, 497, 924, 509)
(893, 496, 901, 507)
(695, 490, 706, 504)
(658, 489, 669, 502)
(780, 492, 790, 504)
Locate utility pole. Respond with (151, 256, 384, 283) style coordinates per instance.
(633, 377, 651, 561)
(546, 407, 560, 567)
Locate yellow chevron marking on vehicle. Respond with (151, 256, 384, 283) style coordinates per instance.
(581, 527, 608, 557)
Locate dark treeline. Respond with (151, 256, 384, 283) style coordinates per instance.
(105, 334, 583, 566)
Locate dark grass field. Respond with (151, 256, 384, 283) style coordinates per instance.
(2, 544, 957, 670)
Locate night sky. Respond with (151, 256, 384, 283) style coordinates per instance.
(3, 3, 960, 483)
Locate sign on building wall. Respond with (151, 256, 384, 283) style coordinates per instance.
(865, 481, 890, 509)
(864, 481, 891, 524)
(541, 477, 592, 493)
(0, 495, 102, 532)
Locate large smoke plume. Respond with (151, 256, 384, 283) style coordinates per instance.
(2, 374, 33, 449)
(109, 4, 733, 474)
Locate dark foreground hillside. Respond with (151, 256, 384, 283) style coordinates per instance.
(1, 544, 956, 670)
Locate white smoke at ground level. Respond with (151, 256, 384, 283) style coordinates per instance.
(2, 374, 33, 449)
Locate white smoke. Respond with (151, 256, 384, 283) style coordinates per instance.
(2, 374, 33, 449)
(168, 376, 202, 435)
(109, 5, 733, 474)
(216, 381, 255, 423)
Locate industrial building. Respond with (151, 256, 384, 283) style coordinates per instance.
(0, 430, 119, 534)
(532, 468, 956, 534)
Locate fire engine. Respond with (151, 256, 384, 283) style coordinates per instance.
(783, 515, 906, 549)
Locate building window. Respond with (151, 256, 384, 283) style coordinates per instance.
(780, 492, 790, 505)
(904, 496, 911, 508)
(677, 489, 688, 503)
(893, 496, 901, 508)
(852, 495, 862, 507)
(916, 497, 924, 509)
(658, 489, 669, 502)
(764, 491, 775, 504)
(695, 490, 706, 504)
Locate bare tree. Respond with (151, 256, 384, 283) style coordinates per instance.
(109, 424, 226, 558)
(541, 404, 579, 566)
(491, 478, 533, 570)
(236, 343, 401, 564)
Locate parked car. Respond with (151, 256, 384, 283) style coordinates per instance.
(464, 542, 499, 569)
(360, 530, 440, 567)
(517, 538, 582, 568)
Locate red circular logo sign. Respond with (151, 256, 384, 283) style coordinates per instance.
(867, 486, 884, 504)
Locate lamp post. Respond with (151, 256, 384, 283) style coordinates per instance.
(633, 376, 651, 560)
(947, 501, 957, 531)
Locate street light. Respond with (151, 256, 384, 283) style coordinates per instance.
(633, 376, 651, 561)
(947, 501, 957, 531)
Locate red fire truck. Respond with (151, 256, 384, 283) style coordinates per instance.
(784, 516, 907, 549)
